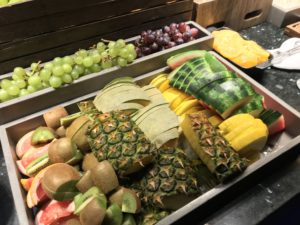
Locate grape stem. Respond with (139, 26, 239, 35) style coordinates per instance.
(101, 38, 113, 43)
(28, 61, 42, 77)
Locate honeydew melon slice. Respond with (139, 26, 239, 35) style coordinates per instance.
(131, 103, 168, 122)
(152, 127, 179, 148)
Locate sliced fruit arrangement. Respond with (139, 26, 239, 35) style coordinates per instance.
(219, 114, 269, 156)
(149, 73, 224, 127)
(15, 77, 212, 224)
(167, 51, 266, 119)
(212, 29, 270, 68)
(13, 49, 287, 224)
(181, 111, 248, 182)
(93, 77, 180, 148)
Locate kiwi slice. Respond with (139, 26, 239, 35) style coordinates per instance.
(109, 187, 141, 214)
(76, 170, 94, 193)
(122, 191, 141, 214)
(60, 112, 82, 127)
(75, 187, 107, 215)
(91, 161, 119, 194)
(80, 198, 106, 225)
(31, 127, 56, 145)
(82, 153, 98, 172)
(103, 203, 123, 225)
(122, 214, 136, 225)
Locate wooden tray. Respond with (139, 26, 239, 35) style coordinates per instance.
(1, 51, 300, 225)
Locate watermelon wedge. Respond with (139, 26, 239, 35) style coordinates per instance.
(167, 50, 206, 69)
(259, 109, 285, 135)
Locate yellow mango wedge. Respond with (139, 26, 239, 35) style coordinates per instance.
(150, 74, 168, 88)
(162, 88, 181, 105)
(229, 120, 268, 155)
(219, 113, 254, 133)
(174, 99, 199, 116)
(170, 91, 190, 110)
(224, 118, 258, 142)
(158, 79, 171, 92)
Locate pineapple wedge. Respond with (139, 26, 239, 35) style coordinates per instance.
(182, 111, 247, 182)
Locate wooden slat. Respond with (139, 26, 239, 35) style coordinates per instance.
(0, 0, 180, 44)
(0, 0, 45, 25)
(0, 0, 193, 61)
(47, 0, 172, 31)
(41, 0, 174, 14)
(0, 12, 192, 74)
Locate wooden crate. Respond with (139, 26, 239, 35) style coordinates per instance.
(193, 0, 233, 28)
(193, 0, 273, 30)
(0, 0, 193, 74)
(226, 0, 273, 30)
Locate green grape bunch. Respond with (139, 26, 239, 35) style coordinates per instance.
(0, 39, 137, 103)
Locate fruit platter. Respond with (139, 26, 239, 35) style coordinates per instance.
(2, 50, 300, 225)
(0, 21, 212, 125)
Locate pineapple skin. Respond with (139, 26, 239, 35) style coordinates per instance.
(182, 112, 248, 182)
(87, 111, 156, 177)
(130, 147, 202, 210)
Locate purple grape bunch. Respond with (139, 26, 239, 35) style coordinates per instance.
(134, 22, 199, 57)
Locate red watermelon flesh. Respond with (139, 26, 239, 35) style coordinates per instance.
(16, 131, 34, 158)
(268, 115, 285, 135)
(35, 200, 74, 225)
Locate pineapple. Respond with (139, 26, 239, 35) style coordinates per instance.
(87, 111, 156, 177)
(137, 207, 170, 225)
(130, 147, 202, 210)
(181, 111, 248, 182)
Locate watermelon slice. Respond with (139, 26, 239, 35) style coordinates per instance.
(167, 50, 206, 69)
(196, 78, 254, 119)
(233, 94, 265, 118)
(35, 200, 75, 225)
(259, 110, 285, 135)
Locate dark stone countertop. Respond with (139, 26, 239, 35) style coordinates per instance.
(1, 22, 300, 225)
